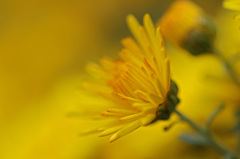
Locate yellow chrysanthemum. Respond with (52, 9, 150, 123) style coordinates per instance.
(223, 0, 240, 11)
(83, 14, 172, 142)
(223, 0, 240, 22)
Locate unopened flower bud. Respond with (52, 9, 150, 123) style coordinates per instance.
(158, 0, 216, 55)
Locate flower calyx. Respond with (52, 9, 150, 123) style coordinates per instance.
(151, 80, 180, 123)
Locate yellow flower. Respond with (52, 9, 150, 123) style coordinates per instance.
(158, 0, 216, 55)
(223, 0, 240, 23)
(223, 0, 240, 11)
(83, 14, 173, 142)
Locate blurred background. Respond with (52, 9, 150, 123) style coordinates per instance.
(1, 0, 240, 159)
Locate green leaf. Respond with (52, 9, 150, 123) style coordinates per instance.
(180, 133, 209, 146)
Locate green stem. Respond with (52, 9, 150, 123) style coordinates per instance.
(206, 104, 224, 130)
(214, 49, 240, 87)
(175, 109, 237, 159)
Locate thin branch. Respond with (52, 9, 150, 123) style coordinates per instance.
(206, 104, 225, 130)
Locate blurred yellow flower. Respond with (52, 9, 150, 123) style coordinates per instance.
(83, 14, 171, 142)
(223, 0, 240, 10)
(223, 0, 240, 23)
(159, 0, 216, 55)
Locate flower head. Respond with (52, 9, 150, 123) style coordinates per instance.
(83, 14, 178, 142)
(158, 0, 216, 55)
(223, 0, 240, 23)
(223, 0, 240, 11)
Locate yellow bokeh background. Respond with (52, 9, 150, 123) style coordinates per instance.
(1, 0, 240, 159)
